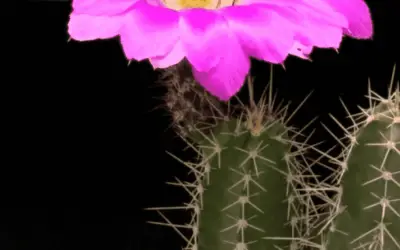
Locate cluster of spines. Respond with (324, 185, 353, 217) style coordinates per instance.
(160, 60, 227, 136)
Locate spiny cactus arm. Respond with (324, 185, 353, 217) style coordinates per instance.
(327, 121, 400, 250)
(321, 68, 400, 250)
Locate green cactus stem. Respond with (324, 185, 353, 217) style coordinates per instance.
(147, 72, 321, 250)
(321, 68, 400, 250)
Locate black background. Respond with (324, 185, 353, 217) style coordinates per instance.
(1, 1, 399, 250)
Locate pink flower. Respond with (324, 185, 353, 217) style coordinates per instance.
(68, 0, 373, 101)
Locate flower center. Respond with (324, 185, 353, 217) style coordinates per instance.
(162, 0, 235, 10)
(178, 0, 213, 8)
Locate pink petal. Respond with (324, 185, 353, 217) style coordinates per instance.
(238, 0, 309, 8)
(294, 19, 344, 50)
(145, 0, 163, 6)
(296, 0, 348, 28)
(68, 0, 140, 41)
(285, 0, 349, 48)
(71, 0, 138, 15)
(179, 9, 230, 72)
(119, 3, 180, 61)
(265, 0, 347, 51)
(221, 5, 296, 63)
(289, 42, 313, 59)
(68, 14, 123, 41)
(191, 35, 250, 101)
(240, 0, 347, 28)
(149, 41, 186, 69)
(322, 0, 373, 38)
(235, 0, 347, 55)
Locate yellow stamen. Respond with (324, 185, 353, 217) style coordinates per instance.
(178, 0, 213, 9)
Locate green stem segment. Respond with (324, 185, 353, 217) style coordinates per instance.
(193, 119, 305, 250)
(326, 101, 400, 250)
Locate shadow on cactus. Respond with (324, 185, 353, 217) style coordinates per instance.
(146, 62, 328, 250)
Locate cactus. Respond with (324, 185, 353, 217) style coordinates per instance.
(313, 67, 400, 250)
(149, 64, 399, 250)
(148, 65, 325, 250)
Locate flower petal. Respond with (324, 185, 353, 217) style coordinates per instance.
(149, 41, 186, 69)
(119, 2, 180, 61)
(71, 0, 137, 15)
(289, 42, 313, 59)
(323, 0, 373, 38)
(296, 0, 348, 28)
(179, 9, 230, 72)
(295, 0, 348, 48)
(239, 0, 347, 28)
(68, 14, 123, 41)
(68, 0, 140, 41)
(236, 0, 347, 55)
(191, 35, 250, 101)
(221, 5, 295, 63)
(295, 19, 344, 50)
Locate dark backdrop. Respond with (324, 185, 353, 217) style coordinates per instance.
(1, 1, 399, 250)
